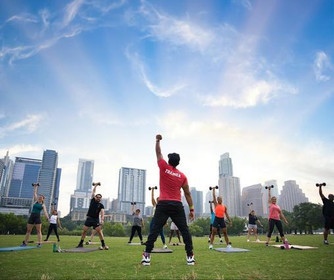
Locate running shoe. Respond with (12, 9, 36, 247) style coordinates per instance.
(141, 253, 151, 266)
(186, 254, 195, 266)
(324, 240, 329, 245)
(256, 239, 260, 242)
(76, 243, 83, 248)
(247, 239, 250, 242)
(163, 244, 168, 249)
(20, 242, 27, 247)
(36, 244, 42, 248)
(209, 244, 213, 250)
(220, 239, 223, 243)
(99, 245, 109, 250)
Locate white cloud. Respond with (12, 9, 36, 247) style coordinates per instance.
(232, 0, 253, 10)
(0, 144, 42, 157)
(313, 51, 332, 82)
(5, 14, 39, 24)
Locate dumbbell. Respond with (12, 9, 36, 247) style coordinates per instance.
(265, 185, 274, 189)
(209, 186, 219, 190)
(131, 202, 136, 205)
(32, 183, 40, 187)
(148, 186, 158, 190)
(247, 202, 253, 206)
(92, 182, 101, 186)
(316, 183, 326, 187)
(208, 200, 213, 204)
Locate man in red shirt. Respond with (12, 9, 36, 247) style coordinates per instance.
(141, 134, 195, 266)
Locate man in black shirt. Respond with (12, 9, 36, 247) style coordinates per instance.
(77, 183, 109, 250)
(319, 185, 334, 245)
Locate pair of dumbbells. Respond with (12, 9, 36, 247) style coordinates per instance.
(92, 182, 101, 186)
(265, 185, 274, 189)
(209, 186, 218, 190)
(131, 202, 137, 205)
(32, 183, 40, 187)
(148, 186, 158, 190)
(315, 183, 326, 187)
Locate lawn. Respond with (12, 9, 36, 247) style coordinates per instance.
(0, 234, 333, 279)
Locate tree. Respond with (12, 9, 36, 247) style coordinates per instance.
(227, 217, 247, 235)
(189, 224, 203, 237)
(293, 202, 322, 234)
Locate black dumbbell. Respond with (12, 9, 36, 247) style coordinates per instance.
(265, 185, 274, 189)
(208, 200, 213, 203)
(247, 202, 253, 206)
(316, 183, 326, 187)
(32, 183, 40, 187)
(209, 186, 219, 190)
(131, 202, 136, 205)
(148, 186, 158, 190)
(92, 182, 101, 186)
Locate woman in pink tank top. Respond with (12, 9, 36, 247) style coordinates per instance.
(266, 188, 289, 247)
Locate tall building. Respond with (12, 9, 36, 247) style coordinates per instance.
(241, 184, 264, 217)
(279, 180, 308, 212)
(118, 167, 146, 214)
(76, 159, 94, 192)
(218, 153, 241, 217)
(190, 187, 203, 218)
(0, 151, 14, 197)
(38, 150, 60, 213)
(204, 191, 212, 214)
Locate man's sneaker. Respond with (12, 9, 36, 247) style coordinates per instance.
(76, 243, 83, 248)
(186, 254, 195, 266)
(324, 240, 329, 245)
(141, 253, 150, 266)
(20, 242, 27, 247)
(209, 244, 213, 250)
(36, 244, 42, 248)
(163, 244, 168, 249)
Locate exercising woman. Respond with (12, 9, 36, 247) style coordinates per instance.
(44, 203, 62, 242)
(247, 205, 262, 242)
(208, 201, 223, 243)
(21, 183, 49, 247)
(266, 187, 288, 246)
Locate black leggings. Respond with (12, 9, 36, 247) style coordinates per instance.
(130, 226, 143, 242)
(45, 224, 60, 241)
(267, 219, 284, 238)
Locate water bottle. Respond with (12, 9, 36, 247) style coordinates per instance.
(53, 243, 57, 252)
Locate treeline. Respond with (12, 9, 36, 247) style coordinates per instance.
(0, 202, 323, 236)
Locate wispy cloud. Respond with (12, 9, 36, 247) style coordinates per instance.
(232, 0, 253, 10)
(0, 114, 44, 138)
(313, 51, 332, 82)
(0, 144, 42, 157)
(5, 14, 39, 24)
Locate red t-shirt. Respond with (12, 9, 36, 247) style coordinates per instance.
(158, 158, 188, 202)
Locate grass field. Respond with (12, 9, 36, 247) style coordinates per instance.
(0, 234, 333, 279)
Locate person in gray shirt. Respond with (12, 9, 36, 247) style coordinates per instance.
(128, 205, 145, 244)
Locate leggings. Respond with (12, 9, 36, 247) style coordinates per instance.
(150, 217, 166, 244)
(45, 224, 60, 241)
(267, 219, 284, 238)
(130, 226, 143, 242)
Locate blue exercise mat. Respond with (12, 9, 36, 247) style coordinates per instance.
(215, 247, 250, 253)
(0, 246, 37, 252)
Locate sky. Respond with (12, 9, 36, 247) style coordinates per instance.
(0, 0, 333, 216)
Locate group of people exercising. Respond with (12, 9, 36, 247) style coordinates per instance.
(21, 134, 334, 265)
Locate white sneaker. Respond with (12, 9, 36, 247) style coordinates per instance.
(227, 244, 232, 248)
(163, 244, 168, 249)
(209, 244, 213, 250)
(256, 239, 260, 242)
(186, 254, 195, 265)
(141, 253, 150, 266)
(247, 239, 250, 242)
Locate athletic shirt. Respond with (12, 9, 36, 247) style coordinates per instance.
(215, 204, 226, 218)
(86, 198, 104, 218)
(31, 202, 43, 214)
(158, 158, 188, 202)
(210, 212, 215, 224)
(132, 213, 143, 227)
(49, 215, 57, 224)
(269, 203, 281, 220)
(248, 214, 258, 225)
(322, 197, 334, 217)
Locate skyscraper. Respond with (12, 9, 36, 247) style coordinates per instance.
(204, 190, 212, 214)
(241, 184, 264, 217)
(38, 150, 60, 213)
(76, 159, 94, 192)
(0, 151, 14, 197)
(218, 153, 242, 217)
(118, 167, 146, 214)
(279, 180, 308, 212)
(190, 187, 203, 218)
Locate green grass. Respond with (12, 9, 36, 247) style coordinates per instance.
(0, 235, 333, 279)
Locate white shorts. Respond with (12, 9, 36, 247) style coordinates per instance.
(170, 222, 179, 231)
(248, 224, 257, 229)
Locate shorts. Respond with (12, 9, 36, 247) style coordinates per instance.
(212, 217, 226, 229)
(84, 216, 100, 229)
(170, 222, 179, 231)
(28, 213, 41, 225)
(248, 224, 257, 229)
(324, 216, 334, 230)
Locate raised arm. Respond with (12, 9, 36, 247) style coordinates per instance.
(151, 188, 156, 207)
(212, 188, 217, 207)
(248, 204, 253, 214)
(181, 184, 195, 221)
(33, 184, 38, 201)
(267, 187, 272, 204)
(210, 201, 213, 213)
(319, 185, 325, 200)
(155, 134, 163, 161)
(91, 183, 98, 199)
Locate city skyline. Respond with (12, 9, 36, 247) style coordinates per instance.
(1, 0, 333, 215)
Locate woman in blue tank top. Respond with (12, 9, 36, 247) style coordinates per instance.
(21, 183, 49, 248)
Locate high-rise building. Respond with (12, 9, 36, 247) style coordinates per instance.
(204, 191, 212, 214)
(190, 187, 203, 218)
(218, 153, 241, 217)
(8, 157, 42, 199)
(241, 184, 264, 217)
(118, 167, 146, 214)
(76, 159, 94, 192)
(279, 180, 308, 212)
(38, 150, 60, 213)
(0, 151, 14, 197)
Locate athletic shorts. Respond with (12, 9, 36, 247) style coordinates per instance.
(84, 216, 100, 229)
(248, 224, 257, 229)
(212, 217, 226, 229)
(170, 222, 179, 231)
(28, 213, 42, 225)
(324, 216, 334, 229)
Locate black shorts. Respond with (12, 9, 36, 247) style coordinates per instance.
(324, 216, 334, 230)
(28, 213, 41, 225)
(84, 216, 100, 229)
(212, 217, 226, 229)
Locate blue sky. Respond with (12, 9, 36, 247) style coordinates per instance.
(0, 0, 333, 215)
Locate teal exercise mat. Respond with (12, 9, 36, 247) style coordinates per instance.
(0, 246, 38, 252)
